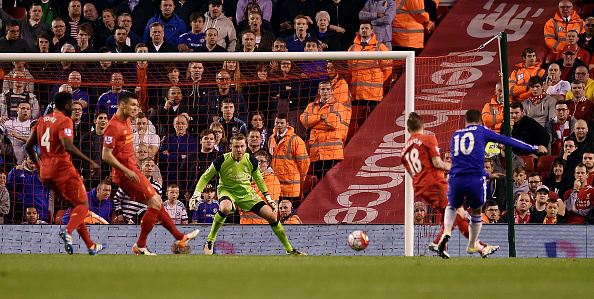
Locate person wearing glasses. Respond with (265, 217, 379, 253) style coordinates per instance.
(546, 100, 577, 156)
(482, 200, 501, 224)
(544, 0, 585, 53)
(0, 21, 31, 53)
(578, 17, 594, 55)
(566, 65, 594, 101)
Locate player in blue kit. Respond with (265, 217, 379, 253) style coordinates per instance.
(437, 109, 547, 257)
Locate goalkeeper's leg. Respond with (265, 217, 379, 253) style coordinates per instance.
(206, 197, 233, 243)
(254, 201, 294, 253)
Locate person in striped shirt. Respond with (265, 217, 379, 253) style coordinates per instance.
(113, 158, 161, 224)
(163, 183, 188, 224)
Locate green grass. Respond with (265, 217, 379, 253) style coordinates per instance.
(1, 254, 593, 298)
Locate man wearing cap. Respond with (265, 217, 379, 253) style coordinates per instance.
(204, 0, 236, 52)
(555, 30, 590, 65)
(544, 0, 585, 53)
(550, 44, 587, 83)
(530, 185, 566, 223)
(527, 172, 560, 203)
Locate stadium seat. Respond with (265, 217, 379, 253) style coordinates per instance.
(545, 52, 558, 64)
(537, 155, 557, 181)
(519, 155, 535, 173)
(54, 209, 68, 225)
(580, 4, 594, 19)
(5, 7, 27, 20)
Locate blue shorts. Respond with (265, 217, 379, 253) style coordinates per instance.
(447, 174, 487, 210)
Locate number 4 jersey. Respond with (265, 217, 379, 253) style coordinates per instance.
(34, 110, 77, 178)
(401, 133, 447, 195)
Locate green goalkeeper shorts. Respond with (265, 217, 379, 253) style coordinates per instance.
(218, 189, 262, 213)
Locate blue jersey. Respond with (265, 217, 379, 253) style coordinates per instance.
(178, 32, 205, 50)
(193, 201, 219, 223)
(449, 125, 538, 177)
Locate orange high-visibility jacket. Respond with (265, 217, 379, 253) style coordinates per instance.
(240, 168, 281, 224)
(391, 0, 432, 49)
(300, 96, 349, 162)
(268, 126, 310, 197)
(544, 10, 585, 52)
(282, 214, 302, 224)
(331, 75, 352, 142)
(348, 33, 392, 102)
(482, 95, 505, 132)
(508, 62, 546, 101)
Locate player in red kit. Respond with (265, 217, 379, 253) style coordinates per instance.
(101, 91, 199, 255)
(401, 112, 498, 258)
(25, 92, 106, 255)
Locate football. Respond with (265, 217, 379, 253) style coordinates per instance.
(172, 243, 191, 254)
(348, 230, 369, 251)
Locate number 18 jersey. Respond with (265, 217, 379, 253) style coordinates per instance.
(401, 133, 446, 193)
(34, 110, 76, 178)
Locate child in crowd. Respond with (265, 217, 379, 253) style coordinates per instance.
(163, 183, 188, 224)
(513, 166, 528, 199)
(192, 183, 219, 224)
(543, 198, 566, 224)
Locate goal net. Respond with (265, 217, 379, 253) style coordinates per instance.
(0, 50, 477, 256)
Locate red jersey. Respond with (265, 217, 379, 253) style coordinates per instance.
(103, 115, 136, 183)
(34, 110, 76, 178)
(401, 133, 446, 189)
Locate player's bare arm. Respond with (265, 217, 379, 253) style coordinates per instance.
(431, 156, 451, 171)
(24, 129, 40, 169)
(60, 137, 100, 176)
(102, 147, 140, 183)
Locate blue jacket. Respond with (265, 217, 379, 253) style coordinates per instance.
(7, 166, 50, 221)
(193, 201, 219, 223)
(62, 188, 113, 224)
(159, 134, 198, 183)
(199, 89, 248, 125)
(143, 13, 188, 46)
(97, 90, 124, 118)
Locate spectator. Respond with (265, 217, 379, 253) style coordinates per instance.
(159, 115, 197, 186)
(544, 63, 570, 101)
(110, 27, 135, 53)
(7, 155, 50, 223)
(247, 128, 264, 154)
(327, 62, 351, 137)
(359, 0, 396, 49)
(0, 101, 33, 165)
(279, 199, 302, 224)
(285, 15, 315, 52)
(75, 23, 96, 53)
(185, 62, 209, 109)
(64, 0, 92, 41)
(269, 38, 288, 73)
(348, 23, 392, 112)
(237, 30, 259, 53)
(543, 198, 568, 223)
(522, 76, 556, 127)
(96, 73, 125, 118)
(498, 193, 532, 224)
(566, 66, 594, 101)
(241, 149, 281, 224)
(482, 82, 506, 132)
(178, 12, 206, 52)
(250, 111, 268, 148)
(0, 171, 9, 224)
(237, 2, 274, 34)
(0, 3, 51, 48)
(79, 110, 111, 188)
(528, 172, 561, 203)
(0, 71, 40, 119)
(35, 33, 53, 53)
(567, 80, 594, 120)
(104, 13, 143, 50)
(0, 21, 31, 53)
(68, 71, 90, 121)
(191, 183, 218, 224)
(2, 62, 35, 95)
(86, 180, 113, 223)
(134, 112, 159, 158)
(223, 61, 247, 93)
(83, 4, 103, 37)
(70, 101, 89, 148)
(530, 185, 565, 223)
(39, 0, 62, 26)
(391, 0, 433, 52)
(512, 166, 529, 200)
(210, 121, 227, 152)
(179, 129, 221, 201)
(564, 163, 593, 224)
(310, 11, 341, 51)
(555, 30, 590, 65)
(195, 28, 227, 52)
(23, 206, 47, 224)
(150, 86, 193, 136)
(146, 22, 178, 52)
(98, 9, 117, 47)
(240, 11, 274, 52)
(413, 201, 428, 224)
(163, 183, 189, 224)
(113, 157, 160, 224)
(301, 79, 348, 179)
(237, 0, 273, 22)
(509, 101, 549, 156)
(546, 100, 576, 156)
(485, 157, 506, 211)
(200, 70, 249, 125)
(116, 0, 158, 38)
(135, 144, 163, 184)
(279, 0, 320, 37)
(552, 45, 587, 83)
(482, 200, 500, 224)
(508, 47, 546, 102)
(143, 0, 187, 46)
(204, 0, 237, 52)
(214, 98, 248, 139)
(269, 113, 310, 207)
(268, 60, 303, 128)
(544, 0, 584, 53)
(578, 17, 594, 55)
(545, 158, 573, 198)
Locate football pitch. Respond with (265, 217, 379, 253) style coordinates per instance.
(1, 254, 592, 298)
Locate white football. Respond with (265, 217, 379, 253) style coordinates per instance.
(348, 230, 369, 251)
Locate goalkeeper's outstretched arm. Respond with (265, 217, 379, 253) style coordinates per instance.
(191, 163, 218, 202)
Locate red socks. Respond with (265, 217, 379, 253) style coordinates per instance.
(77, 224, 94, 249)
(66, 204, 95, 249)
(136, 207, 159, 248)
(157, 204, 184, 240)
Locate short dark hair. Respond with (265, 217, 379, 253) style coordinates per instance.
(407, 112, 423, 132)
(510, 101, 523, 110)
(583, 145, 594, 155)
(360, 22, 373, 29)
(572, 80, 585, 87)
(465, 109, 481, 123)
(521, 47, 536, 58)
(230, 133, 246, 142)
(564, 136, 577, 145)
(5, 20, 19, 29)
(200, 129, 216, 139)
(78, 22, 93, 35)
(54, 92, 73, 110)
(114, 26, 127, 33)
(248, 128, 261, 136)
(484, 200, 498, 209)
(528, 172, 541, 180)
(254, 149, 271, 164)
(303, 37, 319, 47)
(528, 75, 544, 87)
(576, 162, 587, 170)
(556, 100, 568, 107)
(484, 157, 494, 166)
(118, 91, 137, 104)
(135, 43, 148, 51)
(513, 165, 525, 174)
(167, 183, 179, 189)
(17, 100, 31, 108)
(190, 12, 205, 22)
(276, 113, 288, 120)
(221, 97, 234, 105)
(274, 37, 286, 45)
(95, 109, 108, 118)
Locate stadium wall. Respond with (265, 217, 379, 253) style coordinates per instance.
(1, 225, 592, 258)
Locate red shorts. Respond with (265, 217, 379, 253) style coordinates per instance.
(43, 173, 87, 206)
(415, 180, 448, 213)
(116, 169, 157, 203)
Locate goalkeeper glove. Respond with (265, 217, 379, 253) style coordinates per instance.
(189, 192, 201, 210)
(264, 193, 277, 213)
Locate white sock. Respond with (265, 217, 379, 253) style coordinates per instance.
(442, 206, 457, 236)
(468, 214, 483, 249)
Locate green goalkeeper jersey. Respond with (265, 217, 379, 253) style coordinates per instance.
(194, 152, 268, 197)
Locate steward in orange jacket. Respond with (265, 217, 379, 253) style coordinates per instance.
(330, 71, 352, 142)
(509, 48, 546, 101)
(348, 24, 392, 106)
(482, 83, 506, 132)
(544, 8, 584, 52)
(391, 0, 433, 50)
(241, 154, 281, 224)
(268, 118, 310, 200)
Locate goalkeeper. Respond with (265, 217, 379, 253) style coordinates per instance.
(191, 133, 305, 255)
